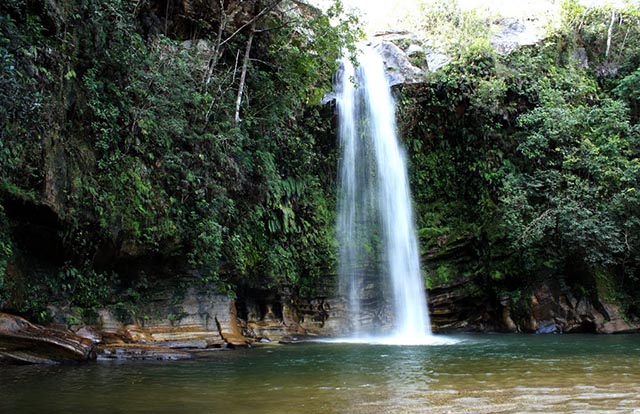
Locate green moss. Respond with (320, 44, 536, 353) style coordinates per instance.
(426, 264, 453, 289)
(594, 268, 618, 304)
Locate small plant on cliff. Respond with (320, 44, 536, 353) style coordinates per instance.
(0, 206, 13, 304)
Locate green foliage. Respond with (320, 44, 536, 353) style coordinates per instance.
(62, 0, 356, 292)
(1, 0, 359, 318)
(0, 206, 12, 304)
(410, 0, 490, 53)
(0, 9, 49, 199)
(426, 264, 453, 289)
(501, 99, 639, 271)
(400, 0, 640, 312)
(52, 264, 114, 310)
(594, 267, 619, 303)
(559, 0, 640, 77)
(614, 68, 640, 120)
(16, 262, 114, 323)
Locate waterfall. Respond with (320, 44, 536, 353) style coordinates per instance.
(336, 47, 433, 344)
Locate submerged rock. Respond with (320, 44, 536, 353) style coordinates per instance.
(536, 320, 561, 334)
(154, 339, 209, 349)
(0, 313, 96, 364)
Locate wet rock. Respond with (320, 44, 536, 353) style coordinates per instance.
(124, 324, 153, 343)
(526, 283, 598, 333)
(216, 297, 250, 347)
(536, 320, 561, 334)
(75, 326, 103, 344)
(523, 315, 538, 333)
(373, 41, 424, 86)
(499, 296, 518, 333)
(278, 335, 312, 344)
(502, 310, 518, 332)
(97, 344, 194, 361)
(45, 305, 74, 330)
(531, 284, 559, 323)
(100, 331, 128, 345)
(0, 313, 95, 364)
(154, 339, 208, 349)
(515, 282, 640, 334)
(239, 290, 311, 342)
(290, 296, 349, 337)
(245, 318, 287, 342)
(560, 294, 594, 333)
(597, 303, 639, 334)
(315, 298, 350, 335)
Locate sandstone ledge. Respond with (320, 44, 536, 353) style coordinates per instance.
(0, 313, 96, 364)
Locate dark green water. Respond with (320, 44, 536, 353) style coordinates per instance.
(2, 334, 640, 414)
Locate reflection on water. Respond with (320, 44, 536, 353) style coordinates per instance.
(316, 334, 460, 346)
(2, 334, 640, 414)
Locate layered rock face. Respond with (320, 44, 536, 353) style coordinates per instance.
(0, 286, 353, 363)
(429, 280, 640, 335)
(3, 278, 639, 364)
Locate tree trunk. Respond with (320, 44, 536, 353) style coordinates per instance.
(605, 10, 616, 59)
(234, 20, 256, 124)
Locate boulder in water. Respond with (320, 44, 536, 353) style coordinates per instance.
(596, 304, 639, 334)
(536, 320, 561, 334)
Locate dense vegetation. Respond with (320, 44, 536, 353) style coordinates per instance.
(400, 0, 640, 320)
(0, 0, 358, 321)
(1, 0, 639, 329)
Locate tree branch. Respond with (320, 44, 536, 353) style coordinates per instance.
(218, 0, 283, 49)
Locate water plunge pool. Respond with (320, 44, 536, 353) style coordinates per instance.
(2, 334, 639, 414)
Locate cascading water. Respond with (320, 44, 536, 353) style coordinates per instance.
(336, 47, 433, 344)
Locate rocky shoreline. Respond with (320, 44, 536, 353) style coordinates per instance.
(2, 278, 639, 364)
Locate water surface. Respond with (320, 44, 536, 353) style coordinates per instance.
(2, 334, 640, 414)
